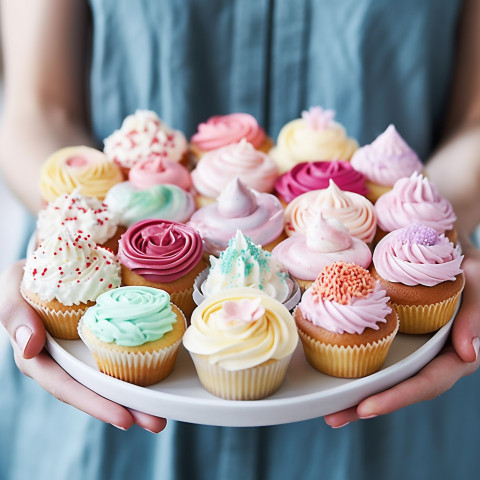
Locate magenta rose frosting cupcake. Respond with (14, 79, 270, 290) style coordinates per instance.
(350, 125, 423, 203)
(191, 139, 279, 206)
(374, 172, 457, 243)
(272, 213, 371, 291)
(187, 177, 285, 256)
(274, 160, 367, 204)
(118, 219, 207, 319)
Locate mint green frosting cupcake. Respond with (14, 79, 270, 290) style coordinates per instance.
(82, 286, 178, 347)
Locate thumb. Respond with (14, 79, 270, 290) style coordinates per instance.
(0, 260, 46, 359)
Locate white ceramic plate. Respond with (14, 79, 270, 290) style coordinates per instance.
(46, 308, 457, 427)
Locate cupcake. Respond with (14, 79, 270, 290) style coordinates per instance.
(295, 261, 399, 378)
(374, 172, 457, 244)
(36, 190, 124, 253)
(40, 146, 123, 203)
(270, 106, 358, 174)
(284, 179, 377, 245)
(370, 224, 464, 334)
(195, 230, 300, 310)
(78, 286, 186, 386)
(350, 125, 423, 203)
(191, 139, 279, 207)
(129, 156, 193, 192)
(117, 219, 207, 319)
(103, 110, 189, 176)
(104, 181, 195, 227)
(189, 112, 273, 163)
(21, 228, 122, 339)
(272, 213, 371, 292)
(274, 160, 368, 206)
(183, 287, 298, 400)
(187, 177, 286, 257)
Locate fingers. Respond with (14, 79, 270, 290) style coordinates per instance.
(0, 260, 46, 358)
(128, 408, 167, 433)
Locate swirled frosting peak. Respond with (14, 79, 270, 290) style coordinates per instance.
(118, 219, 203, 283)
(217, 177, 257, 217)
(372, 226, 463, 287)
(82, 286, 178, 347)
(375, 172, 456, 233)
(351, 125, 423, 186)
(104, 110, 187, 169)
(190, 113, 267, 151)
(299, 261, 391, 334)
(201, 230, 293, 303)
(301, 106, 336, 130)
(307, 214, 352, 253)
(183, 287, 298, 370)
(23, 228, 121, 306)
(284, 179, 377, 243)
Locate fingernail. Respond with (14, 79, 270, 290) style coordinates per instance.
(111, 424, 127, 431)
(331, 421, 350, 429)
(359, 414, 378, 420)
(473, 337, 480, 360)
(15, 326, 32, 354)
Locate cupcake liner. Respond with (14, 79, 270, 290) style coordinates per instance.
(189, 353, 293, 400)
(78, 314, 185, 386)
(297, 318, 399, 378)
(193, 267, 301, 311)
(392, 290, 462, 334)
(169, 287, 196, 322)
(21, 288, 87, 340)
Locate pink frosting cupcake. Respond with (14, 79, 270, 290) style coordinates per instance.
(350, 125, 423, 203)
(284, 179, 377, 244)
(374, 172, 457, 244)
(189, 112, 273, 162)
(274, 160, 367, 205)
(272, 213, 371, 291)
(371, 224, 464, 333)
(191, 139, 279, 206)
(187, 177, 285, 256)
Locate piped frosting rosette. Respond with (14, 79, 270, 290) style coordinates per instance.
(188, 177, 284, 256)
(183, 287, 298, 399)
(129, 156, 193, 192)
(104, 181, 195, 227)
(375, 172, 457, 241)
(40, 146, 123, 202)
(371, 225, 464, 333)
(351, 125, 423, 187)
(272, 213, 371, 290)
(104, 110, 188, 170)
(37, 189, 120, 246)
(284, 179, 377, 244)
(275, 160, 367, 204)
(191, 139, 278, 201)
(190, 113, 270, 153)
(270, 107, 358, 173)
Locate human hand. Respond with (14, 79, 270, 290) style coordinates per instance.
(0, 260, 167, 433)
(324, 241, 480, 428)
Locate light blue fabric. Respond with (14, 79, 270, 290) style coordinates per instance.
(4, 1, 480, 479)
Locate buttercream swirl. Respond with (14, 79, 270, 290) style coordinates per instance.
(118, 219, 203, 283)
(22, 228, 121, 306)
(40, 146, 123, 202)
(104, 181, 195, 227)
(37, 190, 119, 245)
(201, 231, 293, 303)
(284, 180, 377, 243)
(183, 287, 298, 370)
(375, 172, 456, 233)
(82, 286, 178, 347)
(129, 156, 193, 192)
(104, 110, 187, 169)
(188, 178, 284, 255)
(272, 215, 371, 280)
(191, 139, 278, 199)
(270, 107, 358, 173)
(350, 124, 423, 186)
(190, 113, 267, 151)
(372, 225, 463, 286)
(275, 160, 367, 203)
